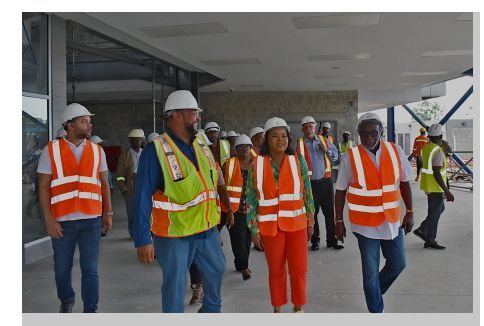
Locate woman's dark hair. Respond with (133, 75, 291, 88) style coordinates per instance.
(259, 127, 296, 156)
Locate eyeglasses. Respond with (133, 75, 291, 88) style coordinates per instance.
(359, 130, 380, 138)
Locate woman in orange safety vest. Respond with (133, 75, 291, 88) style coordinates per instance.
(246, 117, 315, 313)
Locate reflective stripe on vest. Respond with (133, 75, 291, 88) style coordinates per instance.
(250, 148, 257, 158)
(222, 157, 244, 212)
(421, 146, 446, 176)
(160, 135, 184, 181)
(153, 190, 218, 212)
(347, 142, 402, 227)
(49, 139, 102, 216)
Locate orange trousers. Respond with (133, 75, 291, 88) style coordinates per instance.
(261, 227, 308, 307)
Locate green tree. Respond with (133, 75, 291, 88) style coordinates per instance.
(413, 100, 443, 121)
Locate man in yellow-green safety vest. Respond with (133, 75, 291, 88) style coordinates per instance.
(133, 90, 233, 313)
(413, 123, 454, 250)
(338, 131, 354, 157)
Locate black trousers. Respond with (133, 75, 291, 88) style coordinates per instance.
(416, 156, 423, 176)
(218, 212, 251, 271)
(190, 263, 202, 285)
(418, 193, 445, 242)
(311, 178, 337, 246)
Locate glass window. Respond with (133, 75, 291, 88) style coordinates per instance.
(23, 96, 49, 244)
(22, 13, 48, 94)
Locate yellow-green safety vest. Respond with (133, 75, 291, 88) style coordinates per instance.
(420, 142, 447, 193)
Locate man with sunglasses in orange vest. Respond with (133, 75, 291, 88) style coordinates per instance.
(297, 116, 342, 251)
(334, 112, 413, 313)
(37, 103, 113, 313)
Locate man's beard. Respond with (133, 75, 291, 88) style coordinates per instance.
(183, 121, 197, 137)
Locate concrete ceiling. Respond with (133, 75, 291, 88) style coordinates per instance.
(57, 12, 473, 111)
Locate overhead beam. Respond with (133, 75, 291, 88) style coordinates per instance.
(439, 86, 473, 125)
(387, 107, 395, 142)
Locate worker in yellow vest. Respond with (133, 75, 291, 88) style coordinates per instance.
(37, 103, 113, 313)
(334, 112, 414, 313)
(249, 126, 264, 158)
(413, 124, 454, 249)
(205, 121, 231, 166)
(412, 127, 429, 181)
(133, 90, 229, 313)
(297, 116, 342, 251)
(338, 131, 354, 157)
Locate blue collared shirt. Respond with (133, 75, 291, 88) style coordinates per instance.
(304, 135, 338, 180)
(133, 128, 208, 248)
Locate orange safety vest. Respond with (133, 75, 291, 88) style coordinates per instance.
(48, 138, 103, 218)
(327, 135, 334, 144)
(221, 157, 244, 213)
(254, 154, 307, 236)
(297, 135, 331, 179)
(347, 142, 402, 227)
(413, 135, 429, 157)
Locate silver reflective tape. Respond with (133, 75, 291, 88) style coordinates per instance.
(288, 155, 300, 196)
(351, 147, 366, 189)
(79, 176, 101, 186)
(226, 186, 242, 192)
(51, 175, 79, 187)
(382, 201, 400, 209)
(52, 140, 64, 178)
(279, 207, 306, 217)
(382, 184, 398, 192)
(51, 190, 78, 204)
(161, 136, 184, 181)
(383, 142, 400, 182)
(348, 187, 382, 197)
(258, 198, 279, 206)
(229, 197, 241, 204)
(256, 157, 265, 201)
(348, 203, 384, 213)
(79, 192, 102, 202)
(258, 214, 278, 222)
(279, 193, 302, 201)
(91, 141, 99, 178)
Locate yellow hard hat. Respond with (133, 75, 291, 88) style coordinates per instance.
(419, 127, 426, 133)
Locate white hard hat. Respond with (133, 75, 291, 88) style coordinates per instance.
(322, 121, 331, 129)
(147, 132, 160, 143)
(428, 123, 444, 137)
(128, 129, 145, 138)
(249, 127, 264, 139)
(220, 131, 227, 138)
(264, 117, 290, 133)
(89, 135, 104, 144)
(204, 122, 220, 132)
(164, 90, 203, 114)
(226, 130, 238, 138)
(56, 127, 66, 139)
(301, 116, 316, 126)
(234, 134, 253, 148)
(62, 103, 94, 124)
(343, 130, 351, 136)
(358, 112, 382, 126)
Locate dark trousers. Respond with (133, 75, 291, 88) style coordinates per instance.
(218, 212, 251, 270)
(190, 263, 202, 285)
(418, 193, 445, 242)
(416, 157, 423, 176)
(311, 178, 336, 246)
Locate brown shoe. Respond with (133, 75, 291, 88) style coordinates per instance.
(415, 176, 419, 181)
(189, 283, 204, 305)
(241, 269, 252, 281)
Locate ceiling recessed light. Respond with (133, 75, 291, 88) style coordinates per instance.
(454, 13, 473, 21)
(293, 13, 382, 29)
(200, 58, 261, 66)
(420, 50, 472, 57)
(316, 73, 363, 79)
(139, 22, 228, 38)
(401, 71, 450, 76)
(308, 53, 370, 61)
(240, 84, 263, 88)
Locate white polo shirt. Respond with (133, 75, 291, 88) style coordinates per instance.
(37, 137, 108, 222)
(335, 143, 412, 240)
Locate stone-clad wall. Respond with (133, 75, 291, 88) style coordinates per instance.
(200, 91, 358, 145)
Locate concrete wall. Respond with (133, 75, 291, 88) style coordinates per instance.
(85, 101, 163, 148)
(51, 15, 67, 132)
(200, 91, 358, 145)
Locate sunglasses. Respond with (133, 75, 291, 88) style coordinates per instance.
(359, 130, 380, 138)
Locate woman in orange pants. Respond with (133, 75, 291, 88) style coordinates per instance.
(246, 117, 315, 313)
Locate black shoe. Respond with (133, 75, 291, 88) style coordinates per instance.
(101, 232, 106, 237)
(59, 298, 75, 313)
(241, 269, 252, 281)
(327, 243, 344, 250)
(310, 243, 320, 251)
(413, 228, 425, 241)
(424, 241, 446, 249)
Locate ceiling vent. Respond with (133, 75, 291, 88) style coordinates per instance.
(139, 22, 228, 38)
(293, 13, 382, 29)
(309, 53, 370, 61)
(200, 58, 261, 66)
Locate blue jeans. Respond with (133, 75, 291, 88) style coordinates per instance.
(153, 227, 226, 313)
(51, 217, 101, 313)
(354, 229, 406, 313)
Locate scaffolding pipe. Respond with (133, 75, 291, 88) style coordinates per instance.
(387, 107, 395, 142)
(439, 86, 473, 125)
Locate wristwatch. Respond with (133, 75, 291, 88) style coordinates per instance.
(105, 210, 114, 216)
(406, 208, 414, 213)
